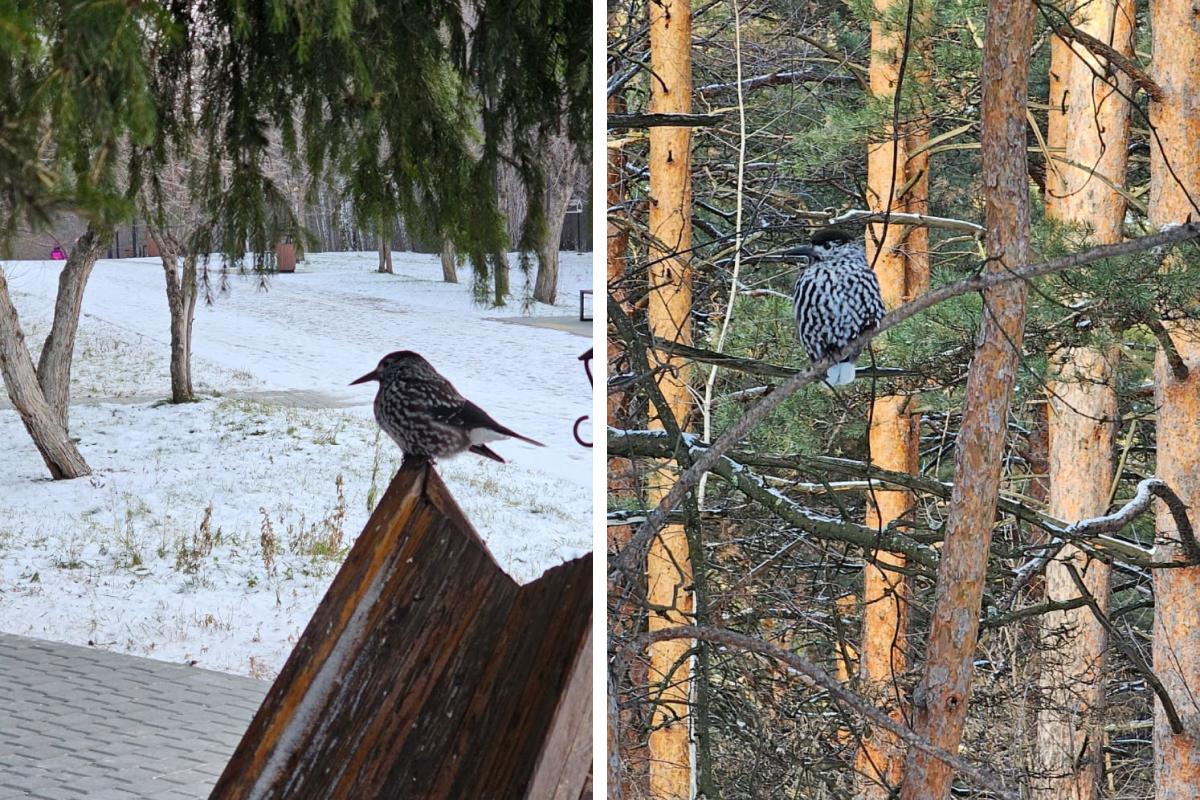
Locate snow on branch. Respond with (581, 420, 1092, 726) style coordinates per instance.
(1008, 478, 1198, 603)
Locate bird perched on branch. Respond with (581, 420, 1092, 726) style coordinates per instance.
(351, 351, 544, 463)
(788, 228, 885, 386)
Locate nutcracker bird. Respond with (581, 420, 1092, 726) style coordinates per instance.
(351, 350, 544, 463)
(788, 228, 885, 386)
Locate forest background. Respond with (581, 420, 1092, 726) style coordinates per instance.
(607, 0, 1200, 797)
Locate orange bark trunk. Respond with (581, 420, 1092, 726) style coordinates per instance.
(645, 0, 694, 796)
(1035, 3, 1132, 797)
(899, 0, 1032, 795)
(857, 4, 928, 795)
(1149, 0, 1200, 790)
(1036, 348, 1118, 800)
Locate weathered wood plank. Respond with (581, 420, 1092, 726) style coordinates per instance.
(210, 460, 592, 799)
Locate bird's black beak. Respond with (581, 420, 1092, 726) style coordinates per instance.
(350, 369, 378, 386)
(784, 245, 816, 259)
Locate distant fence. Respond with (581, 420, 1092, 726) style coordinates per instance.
(209, 460, 592, 799)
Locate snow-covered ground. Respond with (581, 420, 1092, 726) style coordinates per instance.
(0, 251, 593, 679)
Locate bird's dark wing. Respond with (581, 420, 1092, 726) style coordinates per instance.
(439, 399, 544, 447)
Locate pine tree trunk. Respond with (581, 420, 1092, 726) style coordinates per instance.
(646, 0, 694, 796)
(440, 236, 458, 283)
(1034, 3, 1132, 796)
(1149, 0, 1200, 791)
(0, 270, 91, 479)
(36, 226, 107, 429)
(900, 0, 1032, 795)
(856, 2, 929, 793)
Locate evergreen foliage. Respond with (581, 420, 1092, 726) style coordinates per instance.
(2, 0, 589, 275)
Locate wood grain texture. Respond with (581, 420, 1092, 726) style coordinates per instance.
(209, 460, 592, 799)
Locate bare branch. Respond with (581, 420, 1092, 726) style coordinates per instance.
(1144, 316, 1189, 381)
(1050, 22, 1164, 103)
(1063, 563, 1184, 734)
(608, 112, 724, 129)
(628, 625, 1023, 800)
(696, 69, 857, 96)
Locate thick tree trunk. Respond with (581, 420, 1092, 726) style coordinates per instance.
(36, 226, 107, 429)
(0, 270, 91, 479)
(857, 2, 929, 794)
(1036, 349, 1117, 800)
(534, 134, 579, 305)
(645, 0, 694, 797)
(440, 235, 458, 283)
(534, 181, 572, 305)
(1035, 3, 1132, 797)
(899, 0, 1032, 796)
(1149, 0, 1200, 791)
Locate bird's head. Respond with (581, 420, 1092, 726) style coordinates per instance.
(785, 228, 860, 265)
(350, 350, 428, 385)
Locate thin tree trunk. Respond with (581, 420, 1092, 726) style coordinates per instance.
(440, 235, 458, 283)
(492, 251, 509, 306)
(857, 1, 929, 793)
(900, 0, 1032, 795)
(646, 0, 694, 796)
(0, 270, 91, 479)
(1035, 3, 1132, 796)
(171, 253, 198, 403)
(36, 226, 107, 429)
(377, 221, 394, 274)
(1149, 0, 1200, 790)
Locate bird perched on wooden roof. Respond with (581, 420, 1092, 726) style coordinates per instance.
(787, 228, 885, 386)
(351, 351, 543, 463)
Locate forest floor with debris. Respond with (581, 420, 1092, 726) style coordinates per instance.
(0, 251, 592, 679)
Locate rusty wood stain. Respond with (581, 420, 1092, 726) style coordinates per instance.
(209, 460, 592, 799)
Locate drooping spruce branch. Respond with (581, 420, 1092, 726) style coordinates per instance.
(614, 222, 1200, 579)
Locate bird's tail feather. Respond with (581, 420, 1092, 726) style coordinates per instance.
(826, 362, 855, 386)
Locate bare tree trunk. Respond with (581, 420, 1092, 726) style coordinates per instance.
(0, 270, 91, 479)
(1149, 0, 1200, 790)
(534, 133, 579, 305)
(147, 223, 199, 404)
(36, 226, 108, 429)
(856, 1, 929, 793)
(377, 221, 394, 273)
(492, 251, 509, 306)
(646, 0, 694, 796)
(1035, 3, 1132, 796)
(900, 0, 1032, 795)
(440, 235, 458, 283)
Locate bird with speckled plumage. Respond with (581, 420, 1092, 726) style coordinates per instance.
(351, 351, 544, 463)
(788, 229, 885, 386)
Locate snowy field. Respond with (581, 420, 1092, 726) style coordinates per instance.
(0, 251, 593, 679)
